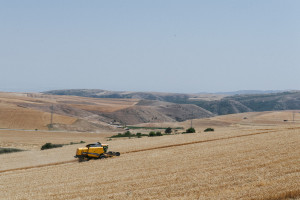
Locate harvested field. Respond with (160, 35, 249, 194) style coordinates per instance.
(1, 122, 300, 199)
(0, 129, 112, 150)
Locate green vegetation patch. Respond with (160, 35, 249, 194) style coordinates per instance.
(110, 131, 148, 138)
(126, 126, 184, 130)
(69, 141, 85, 145)
(41, 143, 64, 150)
(41, 141, 86, 150)
(165, 127, 172, 134)
(186, 127, 196, 133)
(110, 130, 166, 138)
(204, 128, 214, 132)
(0, 147, 24, 154)
(148, 131, 163, 137)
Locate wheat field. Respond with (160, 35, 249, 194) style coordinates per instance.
(1, 120, 299, 200)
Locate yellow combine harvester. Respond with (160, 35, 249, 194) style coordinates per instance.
(74, 142, 120, 162)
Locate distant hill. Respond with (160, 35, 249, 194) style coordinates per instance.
(208, 90, 287, 95)
(183, 91, 300, 115)
(45, 89, 300, 116)
(227, 91, 300, 111)
(44, 89, 192, 102)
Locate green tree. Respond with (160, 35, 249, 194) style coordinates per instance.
(136, 133, 142, 138)
(204, 128, 214, 132)
(149, 131, 156, 137)
(124, 131, 131, 137)
(156, 131, 162, 136)
(165, 127, 172, 134)
(186, 127, 196, 133)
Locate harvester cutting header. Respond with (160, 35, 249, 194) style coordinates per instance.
(75, 142, 120, 162)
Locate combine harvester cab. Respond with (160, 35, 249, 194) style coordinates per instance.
(75, 142, 120, 162)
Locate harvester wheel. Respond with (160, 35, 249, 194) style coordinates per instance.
(99, 154, 106, 159)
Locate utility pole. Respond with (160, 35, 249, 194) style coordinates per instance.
(293, 111, 295, 122)
(50, 104, 54, 128)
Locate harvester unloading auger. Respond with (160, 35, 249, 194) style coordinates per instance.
(74, 142, 120, 162)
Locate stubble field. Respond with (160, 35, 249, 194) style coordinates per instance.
(1, 115, 300, 199)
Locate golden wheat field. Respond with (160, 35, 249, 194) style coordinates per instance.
(1, 114, 300, 200)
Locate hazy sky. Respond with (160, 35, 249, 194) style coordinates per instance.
(1, 1, 299, 93)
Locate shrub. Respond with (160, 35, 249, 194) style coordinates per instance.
(69, 141, 86, 145)
(41, 143, 63, 150)
(156, 131, 162, 136)
(0, 148, 24, 154)
(149, 131, 156, 137)
(124, 131, 131, 137)
(110, 132, 147, 138)
(186, 127, 196, 133)
(165, 127, 172, 134)
(136, 133, 142, 138)
(204, 128, 214, 132)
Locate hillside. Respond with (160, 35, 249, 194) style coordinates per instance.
(45, 89, 300, 115)
(100, 100, 213, 125)
(44, 89, 225, 101)
(191, 91, 300, 115)
(3, 90, 300, 132)
(0, 92, 213, 132)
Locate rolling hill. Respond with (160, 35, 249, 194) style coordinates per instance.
(45, 89, 300, 115)
(0, 92, 213, 132)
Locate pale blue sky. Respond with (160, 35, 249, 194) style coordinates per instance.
(1, 1, 299, 93)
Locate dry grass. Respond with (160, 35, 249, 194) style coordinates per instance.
(0, 102, 76, 130)
(256, 189, 300, 200)
(0, 92, 139, 131)
(34, 92, 139, 113)
(0, 123, 299, 200)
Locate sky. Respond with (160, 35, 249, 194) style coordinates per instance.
(1, 1, 300, 93)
